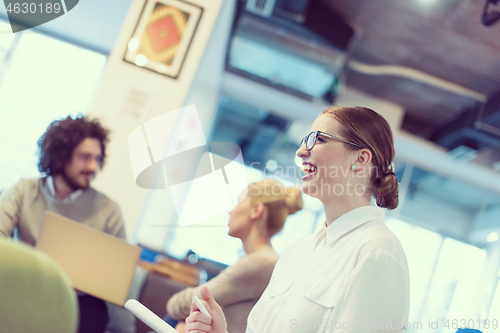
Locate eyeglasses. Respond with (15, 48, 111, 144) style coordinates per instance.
(300, 131, 363, 151)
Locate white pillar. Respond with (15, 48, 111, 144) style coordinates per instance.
(89, 0, 234, 244)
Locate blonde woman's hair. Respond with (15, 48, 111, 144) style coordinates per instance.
(247, 179, 304, 238)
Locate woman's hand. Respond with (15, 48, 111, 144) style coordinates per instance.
(185, 285, 228, 333)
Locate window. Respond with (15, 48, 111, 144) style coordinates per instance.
(386, 218, 442, 325)
(486, 279, 500, 333)
(0, 24, 106, 190)
(386, 219, 487, 333)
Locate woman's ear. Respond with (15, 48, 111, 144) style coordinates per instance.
(250, 202, 265, 221)
(352, 148, 372, 170)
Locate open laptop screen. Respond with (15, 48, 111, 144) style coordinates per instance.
(36, 211, 141, 306)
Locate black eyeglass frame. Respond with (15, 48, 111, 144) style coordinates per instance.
(300, 131, 363, 151)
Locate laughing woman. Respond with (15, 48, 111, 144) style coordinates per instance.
(185, 106, 410, 333)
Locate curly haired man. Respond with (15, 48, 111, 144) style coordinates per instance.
(0, 115, 126, 333)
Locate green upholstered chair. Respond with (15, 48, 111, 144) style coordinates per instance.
(0, 239, 78, 333)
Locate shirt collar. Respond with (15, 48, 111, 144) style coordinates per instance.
(322, 206, 385, 245)
(46, 176, 83, 203)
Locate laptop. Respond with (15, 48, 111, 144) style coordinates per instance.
(36, 211, 142, 306)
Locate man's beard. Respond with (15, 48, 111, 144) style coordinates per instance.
(61, 170, 92, 191)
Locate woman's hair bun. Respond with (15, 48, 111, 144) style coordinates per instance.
(374, 173, 399, 210)
(284, 187, 304, 214)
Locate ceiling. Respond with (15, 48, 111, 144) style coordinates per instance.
(222, 0, 500, 168)
(215, 0, 500, 245)
(2, 0, 499, 243)
(1, 0, 496, 125)
(323, 0, 500, 129)
(226, 0, 500, 154)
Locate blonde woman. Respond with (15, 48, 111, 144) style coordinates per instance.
(166, 179, 303, 333)
(185, 106, 410, 333)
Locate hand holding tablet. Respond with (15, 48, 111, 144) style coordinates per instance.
(124, 297, 212, 333)
(193, 295, 212, 319)
(124, 299, 178, 333)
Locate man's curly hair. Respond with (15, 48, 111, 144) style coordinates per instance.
(37, 116, 110, 176)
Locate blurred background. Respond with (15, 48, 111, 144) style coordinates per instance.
(1, 0, 500, 332)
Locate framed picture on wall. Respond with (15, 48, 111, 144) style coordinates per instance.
(124, 0, 203, 79)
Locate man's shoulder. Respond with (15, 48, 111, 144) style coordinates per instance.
(4, 177, 43, 194)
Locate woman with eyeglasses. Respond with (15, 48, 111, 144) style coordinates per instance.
(184, 106, 410, 333)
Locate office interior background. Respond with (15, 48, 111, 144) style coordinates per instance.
(1, 0, 500, 332)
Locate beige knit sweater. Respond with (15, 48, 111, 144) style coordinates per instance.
(0, 177, 126, 245)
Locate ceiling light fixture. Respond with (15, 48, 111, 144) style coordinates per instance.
(487, 232, 499, 242)
(482, 0, 500, 27)
(417, 0, 437, 5)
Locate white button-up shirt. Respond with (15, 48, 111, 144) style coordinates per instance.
(246, 206, 410, 333)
